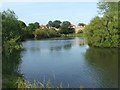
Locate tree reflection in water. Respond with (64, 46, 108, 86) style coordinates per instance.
(85, 47, 118, 88)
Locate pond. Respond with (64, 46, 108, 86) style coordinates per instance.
(19, 37, 118, 88)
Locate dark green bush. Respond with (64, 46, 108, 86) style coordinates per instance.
(33, 28, 61, 39)
(84, 2, 119, 48)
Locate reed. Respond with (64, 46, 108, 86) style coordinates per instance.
(16, 77, 84, 89)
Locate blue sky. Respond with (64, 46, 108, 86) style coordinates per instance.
(2, 2, 98, 25)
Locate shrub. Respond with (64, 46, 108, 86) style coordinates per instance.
(33, 28, 61, 39)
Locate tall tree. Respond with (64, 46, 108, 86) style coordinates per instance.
(26, 22, 40, 38)
(18, 20, 26, 28)
(97, 2, 118, 15)
(84, 1, 119, 47)
(47, 21, 53, 28)
(60, 21, 74, 34)
(2, 9, 23, 54)
(52, 20, 61, 28)
(78, 23, 86, 26)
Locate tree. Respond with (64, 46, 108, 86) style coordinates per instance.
(84, 2, 119, 48)
(2, 9, 23, 55)
(34, 22, 39, 29)
(78, 23, 86, 26)
(26, 22, 40, 38)
(18, 20, 26, 28)
(97, 2, 118, 15)
(18, 20, 31, 40)
(33, 28, 60, 39)
(47, 21, 53, 28)
(2, 10, 21, 41)
(2, 9, 24, 88)
(60, 21, 75, 34)
(52, 20, 61, 28)
(27, 22, 39, 32)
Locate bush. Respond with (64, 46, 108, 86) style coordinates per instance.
(84, 14, 119, 48)
(33, 28, 61, 39)
(77, 30, 83, 34)
(84, 2, 119, 48)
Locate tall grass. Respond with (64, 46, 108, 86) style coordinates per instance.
(16, 77, 63, 88)
(16, 77, 84, 89)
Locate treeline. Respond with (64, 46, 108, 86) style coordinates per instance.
(84, 2, 120, 48)
(26, 20, 75, 39)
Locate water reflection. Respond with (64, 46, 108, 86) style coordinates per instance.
(85, 47, 118, 88)
(50, 46, 62, 51)
(29, 47, 41, 52)
(20, 37, 118, 88)
(50, 43, 72, 52)
(63, 44, 72, 50)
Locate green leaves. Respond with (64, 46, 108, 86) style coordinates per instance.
(60, 21, 75, 34)
(33, 28, 60, 39)
(2, 9, 24, 56)
(84, 2, 119, 48)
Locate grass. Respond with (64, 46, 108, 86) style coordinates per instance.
(16, 77, 84, 89)
(16, 77, 63, 88)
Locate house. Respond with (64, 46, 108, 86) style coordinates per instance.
(75, 23, 86, 33)
(40, 25, 48, 29)
(70, 24, 76, 28)
(53, 27, 60, 31)
(70, 23, 86, 33)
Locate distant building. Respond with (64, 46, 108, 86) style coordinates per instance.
(39, 23, 86, 34)
(40, 25, 47, 29)
(75, 23, 86, 33)
(70, 24, 76, 28)
(70, 23, 86, 33)
(53, 27, 60, 31)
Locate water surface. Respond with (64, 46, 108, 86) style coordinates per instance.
(19, 37, 118, 88)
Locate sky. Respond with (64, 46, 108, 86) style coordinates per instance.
(1, 2, 99, 25)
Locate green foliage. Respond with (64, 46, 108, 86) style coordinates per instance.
(24, 22, 40, 39)
(2, 10, 21, 41)
(2, 9, 24, 88)
(16, 78, 83, 88)
(2, 47, 22, 88)
(77, 30, 83, 34)
(33, 28, 61, 39)
(2, 9, 23, 55)
(47, 20, 75, 34)
(52, 20, 61, 28)
(47, 20, 61, 29)
(27, 22, 39, 33)
(18, 20, 27, 28)
(78, 23, 86, 26)
(84, 2, 119, 48)
(16, 78, 55, 88)
(47, 21, 53, 28)
(97, 2, 118, 15)
(59, 21, 75, 34)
